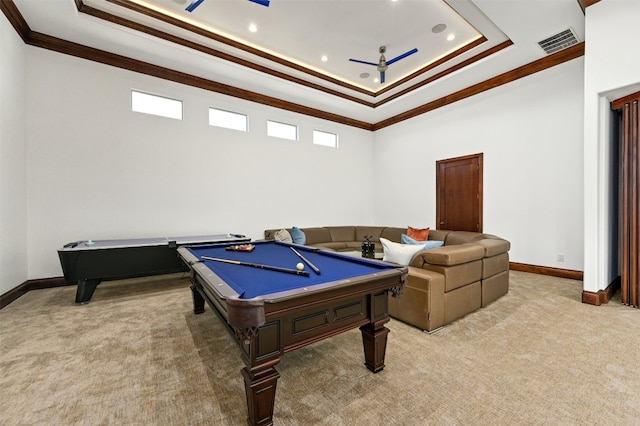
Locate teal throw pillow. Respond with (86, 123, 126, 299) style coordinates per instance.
(401, 234, 444, 249)
(291, 226, 306, 244)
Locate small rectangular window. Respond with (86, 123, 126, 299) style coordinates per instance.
(209, 108, 248, 132)
(267, 120, 297, 141)
(131, 90, 182, 120)
(313, 130, 338, 148)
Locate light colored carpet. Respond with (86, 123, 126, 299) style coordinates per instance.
(1, 271, 639, 425)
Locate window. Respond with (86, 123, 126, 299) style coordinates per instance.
(313, 130, 338, 148)
(131, 90, 182, 120)
(267, 120, 297, 141)
(209, 108, 248, 132)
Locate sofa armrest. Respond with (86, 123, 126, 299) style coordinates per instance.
(388, 267, 445, 332)
(475, 238, 511, 257)
(417, 243, 484, 267)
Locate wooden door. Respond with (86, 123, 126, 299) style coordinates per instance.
(613, 92, 640, 308)
(436, 153, 483, 232)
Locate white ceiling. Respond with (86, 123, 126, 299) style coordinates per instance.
(12, 0, 585, 124)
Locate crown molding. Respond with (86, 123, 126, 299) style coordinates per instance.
(2, 0, 584, 131)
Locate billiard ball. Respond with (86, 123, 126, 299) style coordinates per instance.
(296, 262, 304, 271)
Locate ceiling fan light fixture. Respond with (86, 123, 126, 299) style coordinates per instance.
(348, 45, 417, 84)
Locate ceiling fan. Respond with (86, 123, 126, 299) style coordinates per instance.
(349, 46, 418, 84)
(184, 0, 269, 13)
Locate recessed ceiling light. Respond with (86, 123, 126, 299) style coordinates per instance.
(447, 33, 455, 41)
(432, 23, 447, 34)
(373, 77, 380, 83)
(321, 55, 328, 62)
(360, 72, 370, 79)
(248, 23, 257, 33)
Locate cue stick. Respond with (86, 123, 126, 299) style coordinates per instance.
(201, 256, 310, 276)
(290, 247, 321, 275)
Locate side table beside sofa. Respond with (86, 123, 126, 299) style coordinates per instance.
(264, 226, 510, 332)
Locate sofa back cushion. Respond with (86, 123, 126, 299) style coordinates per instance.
(326, 226, 356, 242)
(444, 231, 485, 246)
(355, 226, 385, 243)
(300, 227, 332, 245)
(380, 227, 406, 243)
(429, 229, 451, 242)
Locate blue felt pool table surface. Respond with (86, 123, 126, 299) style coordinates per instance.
(182, 241, 397, 299)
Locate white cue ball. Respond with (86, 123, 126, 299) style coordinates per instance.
(296, 263, 304, 271)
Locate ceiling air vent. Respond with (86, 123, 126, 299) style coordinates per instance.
(538, 28, 579, 54)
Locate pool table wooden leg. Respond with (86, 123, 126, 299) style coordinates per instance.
(191, 283, 205, 314)
(360, 320, 390, 373)
(241, 365, 280, 426)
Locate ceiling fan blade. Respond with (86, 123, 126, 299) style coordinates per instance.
(349, 59, 378, 67)
(386, 48, 418, 66)
(185, 0, 205, 12)
(380, 70, 385, 84)
(248, 0, 270, 5)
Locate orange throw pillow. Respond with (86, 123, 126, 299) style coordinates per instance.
(407, 226, 429, 241)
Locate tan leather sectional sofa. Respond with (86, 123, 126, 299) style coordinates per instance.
(264, 226, 510, 332)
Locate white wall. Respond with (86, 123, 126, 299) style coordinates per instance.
(583, 0, 640, 292)
(25, 48, 375, 279)
(373, 58, 585, 271)
(0, 14, 27, 294)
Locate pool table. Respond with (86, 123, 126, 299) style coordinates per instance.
(58, 233, 249, 304)
(177, 240, 407, 426)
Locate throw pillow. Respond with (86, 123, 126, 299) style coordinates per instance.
(380, 237, 426, 266)
(401, 233, 423, 244)
(401, 234, 444, 249)
(274, 229, 293, 243)
(407, 226, 429, 241)
(290, 226, 306, 244)
(423, 240, 444, 249)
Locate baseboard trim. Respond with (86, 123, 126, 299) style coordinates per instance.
(0, 277, 69, 309)
(0, 264, 600, 309)
(581, 276, 620, 306)
(509, 262, 584, 281)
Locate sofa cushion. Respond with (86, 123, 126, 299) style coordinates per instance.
(380, 227, 406, 243)
(444, 231, 485, 246)
(290, 226, 306, 244)
(273, 229, 293, 243)
(301, 227, 332, 245)
(420, 243, 484, 266)
(326, 226, 356, 242)
(483, 252, 510, 279)
(380, 238, 426, 266)
(355, 226, 384, 243)
(407, 226, 429, 241)
(429, 229, 451, 242)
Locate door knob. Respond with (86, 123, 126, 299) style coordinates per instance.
(439, 221, 445, 225)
